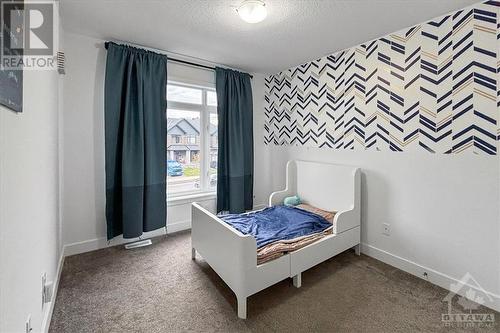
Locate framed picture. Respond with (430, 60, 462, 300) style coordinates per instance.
(0, 0, 23, 113)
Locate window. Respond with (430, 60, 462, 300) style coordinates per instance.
(167, 85, 202, 105)
(166, 82, 217, 196)
(207, 91, 217, 106)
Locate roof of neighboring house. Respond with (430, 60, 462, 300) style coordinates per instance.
(167, 118, 217, 136)
(167, 144, 199, 151)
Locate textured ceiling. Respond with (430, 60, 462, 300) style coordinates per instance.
(61, 0, 480, 74)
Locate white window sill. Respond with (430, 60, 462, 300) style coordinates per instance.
(167, 191, 216, 206)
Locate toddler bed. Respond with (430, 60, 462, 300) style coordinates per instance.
(191, 160, 361, 319)
(220, 204, 335, 264)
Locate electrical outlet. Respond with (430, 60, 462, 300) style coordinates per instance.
(25, 314, 32, 333)
(44, 281, 53, 304)
(42, 272, 53, 306)
(382, 223, 390, 236)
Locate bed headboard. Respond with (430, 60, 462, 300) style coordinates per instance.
(279, 160, 360, 213)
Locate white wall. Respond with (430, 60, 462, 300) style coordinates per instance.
(266, 145, 500, 307)
(62, 32, 270, 254)
(252, 73, 272, 209)
(0, 50, 62, 333)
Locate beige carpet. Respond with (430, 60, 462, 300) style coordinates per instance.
(49, 231, 498, 332)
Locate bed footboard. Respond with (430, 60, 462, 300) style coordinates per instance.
(191, 203, 260, 319)
(191, 203, 257, 295)
(191, 203, 292, 319)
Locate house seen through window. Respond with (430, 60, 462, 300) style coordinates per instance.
(166, 83, 218, 196)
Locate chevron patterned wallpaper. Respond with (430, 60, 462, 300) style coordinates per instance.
(264, 1, 500, 155)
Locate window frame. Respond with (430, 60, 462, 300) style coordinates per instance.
(166, 81, 217, 198)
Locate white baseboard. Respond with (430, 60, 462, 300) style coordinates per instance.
(41, 251, 65, 333)
(361, 243, 500, 312)
(63, 202, 267, 257)
(63, 222, 191, 257)
(167, 220, 191, 234)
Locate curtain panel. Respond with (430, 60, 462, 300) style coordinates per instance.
(104, 42, 167, 240)
(215, 67, 254, 213)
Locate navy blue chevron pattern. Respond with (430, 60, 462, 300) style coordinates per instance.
(264, 1, 500, 155)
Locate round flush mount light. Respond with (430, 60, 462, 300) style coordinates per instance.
(236, 0, 267, 24)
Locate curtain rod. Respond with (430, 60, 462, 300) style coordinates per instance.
(104, 42, 253, 79)
(168, 57, 253, 79)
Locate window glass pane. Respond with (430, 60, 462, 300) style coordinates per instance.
(209, 113, 218, 189)
(167, 85, 202, 105)
(166, 109, 201, 194)
(207, 90, 217, 106)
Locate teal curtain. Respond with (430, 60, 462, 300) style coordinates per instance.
(104, 42, 167, 240)
(215, 67, 254, 213)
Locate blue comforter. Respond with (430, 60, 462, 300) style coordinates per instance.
(219, 206, 331, 248)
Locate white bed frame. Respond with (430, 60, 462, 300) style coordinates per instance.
(191, 160, 361, 319)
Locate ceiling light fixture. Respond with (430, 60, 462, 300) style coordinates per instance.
(236, 0, 267, 24)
